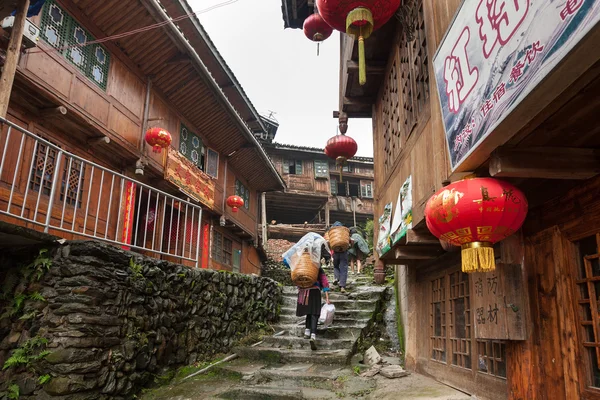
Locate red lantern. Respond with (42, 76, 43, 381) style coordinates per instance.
(325, 134, 358, 180)
(226, 195, 244, 212)
(304, 13, 333, 42)
(316, 0, 401, 85)
(145, 127, 172, 153)
(425, 177, 528, 273)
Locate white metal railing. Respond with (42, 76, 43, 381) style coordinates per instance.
(0, 117, 203, 266)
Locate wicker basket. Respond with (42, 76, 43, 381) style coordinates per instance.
(291, 250, 319, 288)
(329, 226, 350, 252)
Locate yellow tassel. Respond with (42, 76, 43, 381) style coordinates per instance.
(346, 8, 373, 87)
(358, 35, 366, 86)
(461, 242, 495, 273)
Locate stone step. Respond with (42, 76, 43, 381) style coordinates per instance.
(275, 324, 365, 340)
(262, 335, 354, 351)
(218, 385, 339, 400)
(281, 297, 377, 311)
(279, 307, 374, 320)
(282, 286, 379, 300)
(276, 313, 370, 326)
(233, 346, 352, 366)
(281, 291, 351, 302)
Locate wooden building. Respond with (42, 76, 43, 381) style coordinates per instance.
(284, 0, 600, 398)
(0, 0, 285, 275)
(255, 118, 374, 240)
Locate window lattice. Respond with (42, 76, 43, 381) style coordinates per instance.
(29, 142, 85, 208)
(381, 58, 400, 175)
(235, 179, 250, 210)
(575, 235, 600, 388)
(179, 124, 205, 171)
(449, 271, 471, 370)
(40, 0, 110, 90)
(477, 340, 507, 378)
(431, 276, 446, 363)
(382, 0, 429, 173)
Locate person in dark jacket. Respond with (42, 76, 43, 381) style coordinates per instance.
(296, 246, 331, 350)
(330, 221, 350, 293)
(348, 227, 370, 275)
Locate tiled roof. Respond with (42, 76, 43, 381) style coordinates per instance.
(266, 142, 374, 163)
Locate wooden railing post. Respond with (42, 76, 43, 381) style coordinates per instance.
(0, 0, 30, 118)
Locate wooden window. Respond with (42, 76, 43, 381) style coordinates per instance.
(477, 340, 506, 378)
(211, 231, 233, 266)
(337, 181, 348, 197)
(330, 178, 338, 195)
(431, 276, 446, 363)
(314, 160, 329, 178)
(449, 271, 471, 370)
(575, 235, 600, 388)
(233, 248, 241, 273)
(360, 181, 373, 198)
(342, 163, 354, 173)
(348, 183, 360, 197)
(235, 179, 250, 210)
(40, 1, 110, 90)
(29, 142, 85, 208)
(179, 124, 205, 171)
(283, 159, 303, 175)
(382, 0, 429, 174)
(206, 148, 219, 178)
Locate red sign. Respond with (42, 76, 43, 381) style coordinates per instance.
(121, 182, 136, 250)
(201, 222, 210, 269)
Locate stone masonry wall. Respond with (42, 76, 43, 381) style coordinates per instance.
(0, 241, 281, 399)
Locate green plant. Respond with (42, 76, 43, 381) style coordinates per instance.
(353, 365, 361, 375)
(38, 374, 51, 385)
(7, 383, 19, 399)
(26, 249, 52, 281)
(362, 219, 374, 254)
(129, 258, 144, 280)
(19, 311, 38, 320)
(29, 292, 46, 302)
(3, 336, 50, 371)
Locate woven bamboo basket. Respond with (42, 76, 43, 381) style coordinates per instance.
(291, 250, 319, 288)
(329, 226, 350, 252)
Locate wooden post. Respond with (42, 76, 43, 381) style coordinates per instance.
(352, 197, 357, 227)
(0, 0, 30, 118)
(261, 192, 267, 247)
(325, 201, 330, 227)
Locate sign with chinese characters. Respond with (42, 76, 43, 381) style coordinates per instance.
(164, 147, 215, 209)
(471, 263, 526, 340)
(376, 202, 393, 256)
(390, 176, 413, 245)
(433, 0, 600, 171)
(121, 182, 136, 251)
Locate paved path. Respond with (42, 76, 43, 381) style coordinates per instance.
(141, 270, 471, 399)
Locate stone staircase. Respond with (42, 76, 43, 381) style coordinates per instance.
(218, 270, 389, 399)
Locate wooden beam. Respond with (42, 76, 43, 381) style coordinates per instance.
(166, 53, 190, 64)
(325, 201, 330, 227)
(0, 0, 29, 117)
(347, 60, 386, 74)
(489, 146, 600, 180)
(261, 192, 267, 247)
(87, 136, 110, 145)
(343, 97, 375, 107)
(39, 106, 68, 119)
(394, 246, 443, 260)
(394, 229, 442, 247)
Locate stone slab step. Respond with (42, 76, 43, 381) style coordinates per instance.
(279, 307, 373, 320)
(281, 291, 350, 302)
(281, 297, 377, 311)
(234, 346, 352, 366)
(274, 324, 364, 340)
(219, 385, 339, 400)
(262, 335, 354, 351)
(277, 313, 370, 326)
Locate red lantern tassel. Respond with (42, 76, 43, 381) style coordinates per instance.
(153, 145, 162, 153)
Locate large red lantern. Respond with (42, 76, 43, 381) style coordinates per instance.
(145, 127, 172, 153)
(226, 195, 244, 212)
(425, 177, 528, 273)
(316, 0, 401, 85)
(325, 133, 358, 180)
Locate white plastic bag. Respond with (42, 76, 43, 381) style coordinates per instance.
(319, 303, 335, 328)
(282, 233, 329, 271)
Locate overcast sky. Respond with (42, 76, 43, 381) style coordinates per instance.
(192, 0, 374, 157)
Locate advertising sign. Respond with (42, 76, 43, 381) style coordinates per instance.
(433, 0, 600, 170)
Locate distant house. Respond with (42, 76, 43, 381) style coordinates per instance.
(0, 0, 284, 275)
(255, 117, 374, 240)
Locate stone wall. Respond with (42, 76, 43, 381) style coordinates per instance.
(0, 241, 282, 399)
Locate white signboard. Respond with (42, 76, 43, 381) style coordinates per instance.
(433, 0, 600, 170)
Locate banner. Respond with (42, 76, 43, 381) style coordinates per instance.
(390, 176, 413, 245)
(433, 0, 600, 171)
(376, 202, 393, 256)
(121, 182, 136, 250)
(164, 147, 215, 208)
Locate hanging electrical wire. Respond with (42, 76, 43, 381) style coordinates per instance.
(28, 0, 239, 54)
